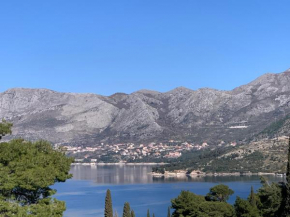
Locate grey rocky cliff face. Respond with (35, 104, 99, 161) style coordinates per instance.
(1, 69, 290, 146)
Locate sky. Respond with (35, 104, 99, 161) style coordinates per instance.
(0, 0, 290, 96)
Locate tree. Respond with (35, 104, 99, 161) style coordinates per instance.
(249, 186, 256, 207)
(206, 184, 234, 202)
(0, 119, 12, 140)
(147, 209, 150, 217)
(171, 190, 205, 217)
(234, 197, 260, 217)
(131, 209, 135, 217)
(152, 213, 155, 217)
(198, 201, 235, 217)
(123, 202, 131, 217)
(257, 177, 282, 217)
(105, 189, 113, 217)
(167, 206, 171, 217)
(0, 120, 73, 216)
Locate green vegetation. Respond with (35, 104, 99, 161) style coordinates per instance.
(259, 115, 290, 138)
(205, 184, 234, 202)
(171, 190, 235, 217)
(123, 202, 131, 217)
(131, 210, 135, 217)
(167, 207, 171, 217)
(0, 119, 12, 140)
(234, 196, 260, 217)
(105, 189, 113, 217)
(170, 136, 290, 217)
(147, 209, 150, 217)
(0, 120, 73, 216)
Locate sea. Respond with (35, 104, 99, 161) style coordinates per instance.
(54, 165, 284, 217)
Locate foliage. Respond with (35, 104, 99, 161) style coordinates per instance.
(105, 189, 113, 217)
(257, 177, 282, 217)
(171, 190, 206, 217)
(131, 210, 135, 217)
(167, 206, 171, 217)
(249, 186, 256, 207)
(147, 209, 150, 217)
(0, 120, 73, 216)
(205, 184, 234, 202)
(234, 197, 260, 217)
(122, 202, 131, 217)
(259, 115, 290, 138)
(0, 119, 12, 140)
(198, 201, 235, 217)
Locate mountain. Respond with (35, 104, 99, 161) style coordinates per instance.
(1, 69, 290, 146)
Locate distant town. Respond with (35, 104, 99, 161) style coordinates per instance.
(58, 140, 215, 163)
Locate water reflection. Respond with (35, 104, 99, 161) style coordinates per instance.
(70, 165, 284, 185)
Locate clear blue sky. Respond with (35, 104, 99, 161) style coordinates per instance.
(1, 1, 289, 96)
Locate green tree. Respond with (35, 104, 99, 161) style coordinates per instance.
(249, 186, 256, 207)
(105, 189, 113, 217)
(198, 201, 235, 217)
(167, 207, 171, 217)
(257, 177, 282, 217)
(234, 196, 260, 217)
(123, 202, 131, 217)
(0, 121, 73, 216)
(152, 213, 155, 217)
(0, 119, 12, 140)
(206, 184, 234, 202)
(147, 209, 150, 217)
(130, 209, 135, 217)
(171, 190, 206, 217)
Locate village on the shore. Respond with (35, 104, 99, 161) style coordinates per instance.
(59, 140, 212, 163)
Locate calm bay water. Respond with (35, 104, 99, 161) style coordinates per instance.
(54, 165, 284, 217)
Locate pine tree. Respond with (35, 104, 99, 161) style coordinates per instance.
(249, 186, 256, 207)
(130, 210, 135, 217)
(123, 202, 131, 217)
(167, 207, 171, 217)
(105, 189, 113, 217)
(147, 209, 150, 217)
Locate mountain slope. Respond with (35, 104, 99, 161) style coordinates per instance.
(1, 69, 290, 146)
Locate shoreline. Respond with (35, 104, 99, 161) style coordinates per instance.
(151, 171, 281, 178)
(71, 162, 168, 166)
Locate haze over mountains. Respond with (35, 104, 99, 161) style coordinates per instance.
(1, 69, 290, 146)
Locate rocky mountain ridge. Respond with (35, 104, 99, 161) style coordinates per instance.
(1, 69, 290, 146)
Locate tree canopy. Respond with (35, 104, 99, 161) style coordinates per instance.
(0, 119, 12, 140)
(105, 189, 113, 217)
(0, 120, 73, 216)
(206, 184, 234, 202)
(122, 202, 131, 217)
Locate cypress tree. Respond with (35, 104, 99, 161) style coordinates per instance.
(167, 207, 171, 217)
(123, 202, 131, 217)
(105, 189, 113, 217)
(249, 186, 256, 207)
(147, 209, 150, 217)
(152, 213, 155, 217)
(130, 210, 135, 217)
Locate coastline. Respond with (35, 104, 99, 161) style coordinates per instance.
(71, 162, 168, 166)
(151, 171, 280, 178)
